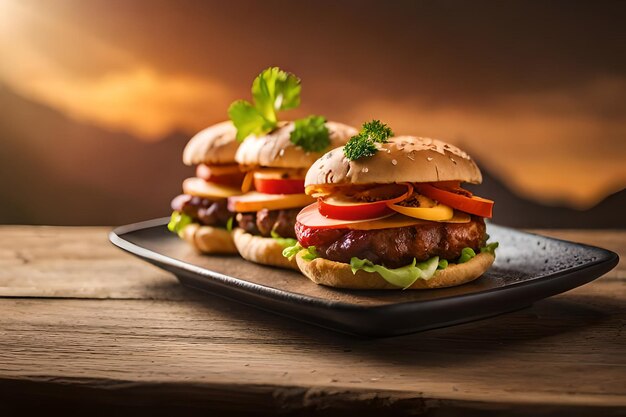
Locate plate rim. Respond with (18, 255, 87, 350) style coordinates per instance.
(109, 218, 619, 313)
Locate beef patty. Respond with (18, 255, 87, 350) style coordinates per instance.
(295, 217, 486, 268)
(237, 208, 299, 239)
(171, 194, 231, 227)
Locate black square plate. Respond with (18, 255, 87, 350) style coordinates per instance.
(109, 218, 618, 337)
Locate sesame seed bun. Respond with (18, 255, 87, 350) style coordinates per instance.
(180, 223, 238, 254)
(305, 136, 482, 188)
(232, 228, 299, 270)
(235, 121, 357, 169)
(295, 251, 495, 290)
(183, 121, 239, 166)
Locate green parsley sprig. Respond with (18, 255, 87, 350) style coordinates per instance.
(343, 119, 394, 161)
(227, 67, 330, 153)
(290, 115, 330, 152)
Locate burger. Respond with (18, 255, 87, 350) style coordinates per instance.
(228, 120, 357, 269)
(167, 121, 243, 254)
(284, 120, 498, 289)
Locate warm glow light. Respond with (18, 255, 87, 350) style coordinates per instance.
(0, 0, 623, 209)
(25, 67, 231, 139)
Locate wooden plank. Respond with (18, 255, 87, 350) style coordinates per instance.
(0, 296, 624, 414)
(0, 227, 624, 413)
(0, 226, 201, 300)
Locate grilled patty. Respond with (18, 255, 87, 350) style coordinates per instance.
(237, 208, 299, 239)
(171, 194, 232, 227)
(295, 217, 487, 268)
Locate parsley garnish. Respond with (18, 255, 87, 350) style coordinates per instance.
(361, 120, 394, 143)
(252, 67, 301, 123)
(343, 119, 394, 161)
(227, 67, 330, 153)
(228, 67, 301, 142)
(343, 137, 377, 161)
(290, 115, 330, 152)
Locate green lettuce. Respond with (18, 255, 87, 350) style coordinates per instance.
(350, 256, 440, 289)
(282, 242, 318, 261)
(285, 239, 499, 290)
(458, 247, 477, 263)
(167, 211, 193, 238)
(481, 241, 499, 255)
(282, 242, 302, 259)
(271, 230, 298, 249)
(301, 246, 319, 261)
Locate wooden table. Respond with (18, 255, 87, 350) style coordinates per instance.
(0, 227, 624, 416)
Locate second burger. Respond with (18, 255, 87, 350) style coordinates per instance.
(226, 67, 356, 269)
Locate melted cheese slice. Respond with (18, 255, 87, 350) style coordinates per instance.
(183, 177, 241, 199)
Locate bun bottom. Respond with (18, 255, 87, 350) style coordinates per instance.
(181, 223, 238, 254)
(232, 229, 299, 270)
(295, 252, 495, 290)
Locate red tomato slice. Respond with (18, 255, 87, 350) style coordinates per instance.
(317, 183, 412, 220)
(297, 203, 394, 229)
(253, 177, 305, 195)
(318, 198, 392, 220)
(296, 203, 472, 232)
(414, 183, 494, 218)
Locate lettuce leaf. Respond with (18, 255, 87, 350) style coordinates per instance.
(282, 242, 318, 261)
(458, 247, 477, 263)
(226, 217, 234, 232)
(271, 230, 298, 249)
(282, 242, 302, 259)
(481, 241, 499, 255)
(301, 246, 319, 261)
(350, 256, 439, 289)
(167, 211, 193, 238)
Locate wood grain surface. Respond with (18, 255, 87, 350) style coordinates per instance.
(0, 226, 624, 416)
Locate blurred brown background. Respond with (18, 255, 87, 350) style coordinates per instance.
(1, 0, 624, 228)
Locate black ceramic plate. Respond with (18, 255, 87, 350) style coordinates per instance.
(109, 218, 618, 337)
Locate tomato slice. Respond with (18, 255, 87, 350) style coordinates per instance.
(297, 203, 395, 229)
(227, 192, 314, 213)
(254, 177, 305, 195)
(414, 183, 493, 218)
(296, 203, 471, 231)
(317, 183, 412, 220)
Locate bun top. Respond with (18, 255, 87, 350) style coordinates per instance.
(305, 136, 482, 187)
(235, 121, 357, 169)
(182, 121, 239, 166)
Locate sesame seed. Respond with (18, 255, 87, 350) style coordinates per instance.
(392, 159, 397, 165)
